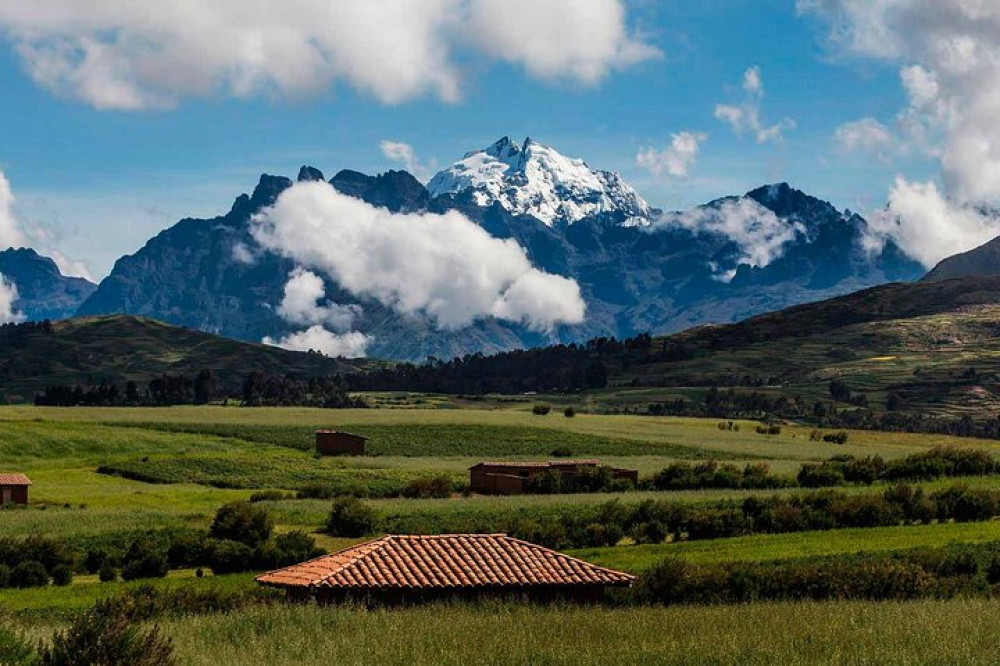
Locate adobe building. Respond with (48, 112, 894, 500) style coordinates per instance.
(315, 430, 367, 456)
(256, 533, 634, 605)
(469, 460, 639, 495)
(0, 473, 31, 505)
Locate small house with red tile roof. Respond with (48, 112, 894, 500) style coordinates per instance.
(315, 430, 367, 456)
(0, 473, 31, 505)
(256, 533, 634, 605)
(469, 460, 639, 495)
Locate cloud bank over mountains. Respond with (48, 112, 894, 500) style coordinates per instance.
(0, 0, 657, 110)
(803, 0, 1000, 267)
(251, 180, 586, 354)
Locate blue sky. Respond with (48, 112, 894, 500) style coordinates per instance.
(0, 0, 976, 277)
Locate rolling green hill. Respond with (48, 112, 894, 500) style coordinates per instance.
(0, 315, 373, 403)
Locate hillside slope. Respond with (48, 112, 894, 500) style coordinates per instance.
(0, 315, 370, 402)
(923, 236, 1000, 282)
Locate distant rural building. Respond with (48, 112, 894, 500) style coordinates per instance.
(315, 430, 367, 456)
(469, 460, 639, 495)
(256, 533, 634, 604)
(0, 473, 31, 505)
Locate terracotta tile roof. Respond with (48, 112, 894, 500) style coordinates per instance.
(256, 534, 634, 590)
(0, 473, 31, 486)
(472, 460, 602, 469)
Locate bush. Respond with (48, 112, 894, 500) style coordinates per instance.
(248, 490, 294, 503)
(0, 624, 37, 666)
(402, 476, 453, 499)
(525, 470, 562, 494)
(550, 446, 573, 458)
(326, 496, 377, 537)
(51, 564, 73, 586)
(563, 407, 576, 418)
(823, 431, 849, 445)
(253, 531, 325, 570)
(99, 564, 118, 583)
(532, 404, 551, 416)
(121, 539, 168, 581)
(797, 463, 845, 488)
(210, 502, 273, 547)
(41, 596, 176, 666)
(11, 561, 48, 588)
(208, 540, 254, 575)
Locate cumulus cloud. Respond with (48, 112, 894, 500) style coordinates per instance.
(0, 171, 26, 249)
(834, 117, 894, 162)
(277, 267, 361, 332)
(251, 181, 586, 332)
(801, 0, 1000, 266)
(652, 197, 804, 279)
(636, 131, 707, 178)
(714, 66, 795, 144)
(0, 273, 22, 324)
(380, 140, 433, 182)
(263, 326, 370, 358)
(0, 1, 657, 111)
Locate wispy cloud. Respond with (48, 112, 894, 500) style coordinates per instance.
(714, 66, 795, 144)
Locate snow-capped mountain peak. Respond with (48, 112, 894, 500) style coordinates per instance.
(427, 136, 651, 226)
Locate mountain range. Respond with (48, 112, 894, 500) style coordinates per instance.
(1, 137, 936, 359)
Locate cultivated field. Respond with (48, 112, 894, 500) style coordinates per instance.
(3, 402, 1000, 662)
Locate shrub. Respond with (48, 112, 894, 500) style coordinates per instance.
(208, 540, 253, 575)
(402, 476, 453, 499)
(254, 531, 325, 570)
(550, 446, 573, 458)
(248, 490, 294, 503)
(210, 502, 273, 547)
(51, 564, 73, 586)
(0, 624, 37, 666)
(797, 463, 845, 488)
(0, 564, 11, 589)
(823, 431, 849, 445)
(41, 596, 176, 666)
(563, 407, 576, 418)
(525, 471, 562, 495)
(121, 539, 168, 581)
(532, 404, 551, 416)
(326, 496, 377, 537)
(11, 561, 48, 588)
(99, 564, 118, 583)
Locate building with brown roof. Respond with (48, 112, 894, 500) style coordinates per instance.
(256, 533, 634, 605)
(469, 460, 639, 495)
(315, 430, 367, 456)
(0, 473, 31, 505)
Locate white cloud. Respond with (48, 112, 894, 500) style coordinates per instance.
(380, 140, 434, 182)
(0, 171, 26, 249)
(251, 181, 585, 332)
(0, 168, 92, 279)
(263, 326, 370, 358)
(864, 177, 1000, 268)
(0, 273, 22, 324)
(834, 117, 894, 162)
(714, 66, 795, 144)
(0, 1, 657, 111)
(277, 267, 361, 332)
(652, 197, 804, 277)
(801, 0, 1000, 264)
(636, 131, 707, 178)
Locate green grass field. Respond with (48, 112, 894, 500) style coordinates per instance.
(5, 404, 1000, 663)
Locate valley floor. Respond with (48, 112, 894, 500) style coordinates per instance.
(3, 403, 1000, 662)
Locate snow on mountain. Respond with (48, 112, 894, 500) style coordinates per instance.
(427, 137, 651, 226)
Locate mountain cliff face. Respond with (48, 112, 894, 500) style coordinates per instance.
(75, 137, 925, 360)
(0, 248, 96, 320)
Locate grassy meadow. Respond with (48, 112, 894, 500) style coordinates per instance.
(5, 402, 1000, 662)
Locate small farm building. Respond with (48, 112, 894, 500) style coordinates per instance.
(315, 430, 367, 456)
(0, 473, 31, 505)
(256, 533, 634, 604)
(469, 460, 639, 495)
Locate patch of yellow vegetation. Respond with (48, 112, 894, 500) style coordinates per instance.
(869, 356, 898, 362)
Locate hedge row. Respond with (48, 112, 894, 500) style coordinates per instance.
(635, 542, 1000, 604)
(329, 484, 1000, 550)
